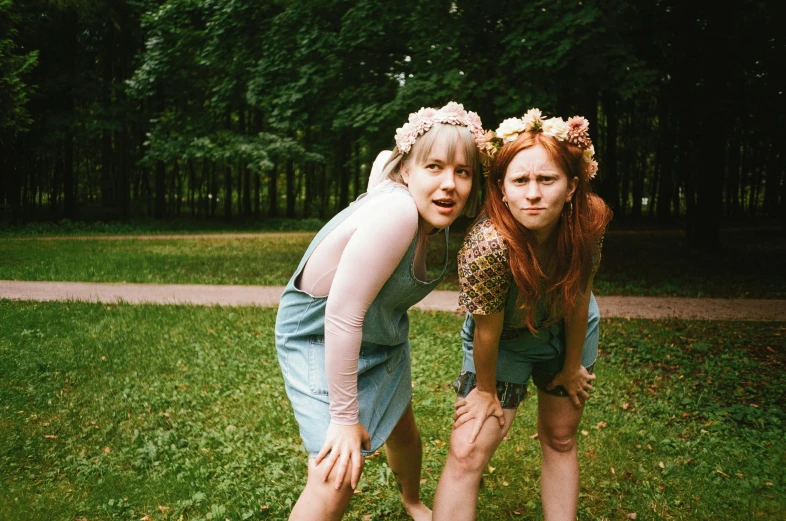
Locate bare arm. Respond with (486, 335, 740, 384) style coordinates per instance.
(453, 311, 506, 443)
(546, 273, 596, 408)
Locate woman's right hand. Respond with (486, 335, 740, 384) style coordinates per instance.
(314, 422, 371, 490)
(453, 387, 505, 443)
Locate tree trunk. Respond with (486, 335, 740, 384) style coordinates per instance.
(63, 134, 75, 219)
(154, 160, 166, 219)
(286, 159, 296, 218)
(726, 124, 741, 217)
(656, 97, 675, 226)
(599, 92, 620, 214)
(224, 165, 232, 223)
(763, 141, 779, 216)
(268, 161, 278, 218)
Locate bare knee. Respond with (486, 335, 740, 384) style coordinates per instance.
(447, 435, 493, 474)
(539, 427, 577, 453)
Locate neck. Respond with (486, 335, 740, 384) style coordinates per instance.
(532, 221, 557, 245)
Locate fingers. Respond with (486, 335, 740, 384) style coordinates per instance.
(454, 411, 474, 429)
(495, 409, 506, 427)
(315, 444, 331, 467)
(334, 452, 350, 489)
(320, 451, 338, 483)
(350, 451, 365, 490)
(469, 415, 486, 444)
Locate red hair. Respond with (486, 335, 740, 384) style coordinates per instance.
(483, 132, 612, 333)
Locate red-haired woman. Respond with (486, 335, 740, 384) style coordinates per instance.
(432, 109, 613, 521)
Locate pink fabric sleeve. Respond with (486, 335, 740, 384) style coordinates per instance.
(323, 194, 419, 424)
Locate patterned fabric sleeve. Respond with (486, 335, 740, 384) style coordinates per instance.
(457, 219, 512, 314)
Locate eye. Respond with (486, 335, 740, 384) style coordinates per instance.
(539, 176, 557, 184)
(511, 175, 528, 184)
(456, 168, 472, 177)
(426, 163, 441, 171)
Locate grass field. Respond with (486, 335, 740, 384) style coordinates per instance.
(1, 301, 783, 520)
(1, 226, 784, 298)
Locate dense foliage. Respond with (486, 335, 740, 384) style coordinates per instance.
(0, 0, 783, 247)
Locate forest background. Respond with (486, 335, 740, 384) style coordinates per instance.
(0, 0, 783, 248)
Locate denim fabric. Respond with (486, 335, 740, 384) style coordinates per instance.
(275, 183, 448, 456)
(457, 291, 600, 402)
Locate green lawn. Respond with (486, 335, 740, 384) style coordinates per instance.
(1, 226, 784, 298)
(1, 301, 783, 520)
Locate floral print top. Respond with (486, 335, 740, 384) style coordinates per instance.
(457, 217, 603, 315)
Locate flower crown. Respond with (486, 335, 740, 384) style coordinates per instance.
(394, 102, 487, 155)
(481, 108, 598, 179)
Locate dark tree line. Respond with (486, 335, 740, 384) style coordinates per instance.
(1, 0, 783, 248)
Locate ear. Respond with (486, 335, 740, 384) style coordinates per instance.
(498, 179, 507, 201)
(566, 176, 579, 202)
(400, 165, 410, 186)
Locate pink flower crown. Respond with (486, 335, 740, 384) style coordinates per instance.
(394, 102, 487, 155)
(483, 108, 599, 179)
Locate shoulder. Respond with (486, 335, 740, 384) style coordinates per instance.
(459, 217, 509, 264)
(355, 185, 418, 235)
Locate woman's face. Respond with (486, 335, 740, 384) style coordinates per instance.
(401, 134, 474, 233)
(500, 144, 577, 243)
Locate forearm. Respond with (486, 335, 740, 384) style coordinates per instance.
(563, 285, 592, 371)
(471, 312, 504, 392)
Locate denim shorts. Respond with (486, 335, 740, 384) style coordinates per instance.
(277, 333, 412, 457)
(454, 296, 600, 408)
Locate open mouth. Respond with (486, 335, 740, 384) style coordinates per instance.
(433, 199, 456, 208)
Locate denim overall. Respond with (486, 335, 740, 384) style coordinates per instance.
(275, 183, 448, 456)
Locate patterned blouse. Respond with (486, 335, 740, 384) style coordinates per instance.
(457, 217, 603, 315)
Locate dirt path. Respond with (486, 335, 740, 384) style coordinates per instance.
(2, 280, 784, 321)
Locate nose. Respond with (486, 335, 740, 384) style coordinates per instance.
(440, 169, 457, 191)
(525, 180, 541, 201)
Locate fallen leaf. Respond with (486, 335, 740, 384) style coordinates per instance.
(434, 439, 445, 447)
(658, 483, 665, 490)
(736, 473, 744, 479)
(502, 481, 509, 486)
(610, 467, 616, 475)
(596, 421, 607, 429)
(622, 402, 630, 410)
(627, 513, 637, 519)
(353, 489, 363, 495)
(487, 465, 496, 474)
(658, 461, 665, 469)
(103, 447, 111, 454)
(363, 516, 372, 521)
(101, 356, 106, 361)
(765, 482, 773, 486)
(44, 435, 58, 439)
(158, 505, 170, 513)
(529, 433, 539, 439)
(684, 458, 694, 465)
(716, 469, 729, 478)
(681, 412, 691, 418)
(141, 516, 152, 521)
(581, 430, 589, 436)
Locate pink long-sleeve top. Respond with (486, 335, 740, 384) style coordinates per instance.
(296, 182, 428, 425)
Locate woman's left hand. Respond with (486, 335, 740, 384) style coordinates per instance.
(547, 366, 595, 409)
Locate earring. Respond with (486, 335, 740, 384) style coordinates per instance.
(503, 199, 509, 210)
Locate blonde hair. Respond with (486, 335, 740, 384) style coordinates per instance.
(380, 123, 482, 217)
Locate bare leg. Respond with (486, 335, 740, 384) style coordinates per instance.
(432, 406, 517, 521)
(289, 457, 358, 521)
(384, 404, 431, 521)
(537, 390, 586, 521)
